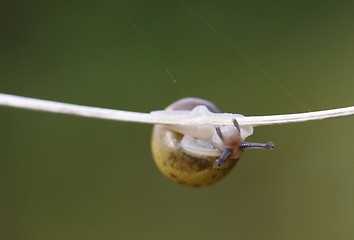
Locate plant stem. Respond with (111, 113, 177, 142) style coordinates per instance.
(0, 93, 353, 127)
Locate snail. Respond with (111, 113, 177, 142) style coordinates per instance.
(0, 93, 352, 186)
(151, 97, 274, 187)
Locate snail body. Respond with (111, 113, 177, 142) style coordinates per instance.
(151, 98, 273, 187)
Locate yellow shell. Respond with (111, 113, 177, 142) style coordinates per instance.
(151, 98, 242, 187)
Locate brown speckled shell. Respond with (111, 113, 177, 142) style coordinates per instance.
(151, 98, 241, 187)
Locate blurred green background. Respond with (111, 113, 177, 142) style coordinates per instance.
(1, 1, 354, 239)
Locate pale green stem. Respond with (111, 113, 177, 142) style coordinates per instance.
(0, 93, 353, 127)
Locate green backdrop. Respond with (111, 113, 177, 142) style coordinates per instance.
(1, 1, 354, 239)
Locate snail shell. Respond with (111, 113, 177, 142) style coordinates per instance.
(151, 98, 245, 187)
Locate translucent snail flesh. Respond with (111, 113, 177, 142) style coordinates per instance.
(151, 98, 274, 187)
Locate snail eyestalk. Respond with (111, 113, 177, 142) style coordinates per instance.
(215, 147, 232, 166)
(240, 141, 275, 150)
